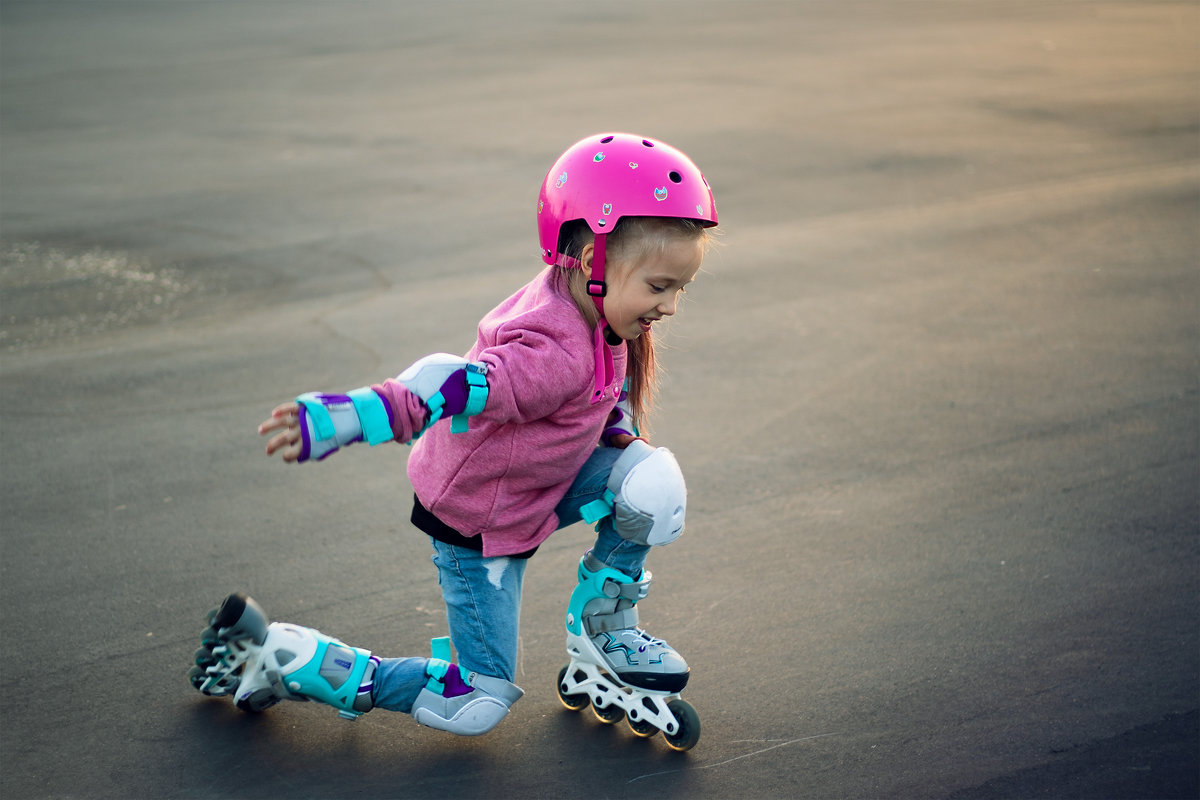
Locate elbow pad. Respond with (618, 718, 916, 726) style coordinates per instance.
(295, 388, 393, 462)
(397, 354, 489, 435)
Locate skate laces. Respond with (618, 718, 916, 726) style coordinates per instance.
(634, 628, 667, 651)
(600, 627, 667, 652)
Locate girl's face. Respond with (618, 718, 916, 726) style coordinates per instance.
(588, 236, 704, 341)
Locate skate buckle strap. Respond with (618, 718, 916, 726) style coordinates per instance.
(584, 604, 640, 636)
(584, 573, 650, 635)
(602, 573, 651, 601)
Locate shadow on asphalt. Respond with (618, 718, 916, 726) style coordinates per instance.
(946, 710, 1199, 800)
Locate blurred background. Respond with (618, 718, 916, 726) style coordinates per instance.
(2, 2, 1196, 798)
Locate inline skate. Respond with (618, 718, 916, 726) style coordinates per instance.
(555, 553, 700, 751)
(189, 593, 378, 719)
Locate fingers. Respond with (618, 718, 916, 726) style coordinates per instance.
(259, 402, 302, 461)
(258, 415, 291, 437)
(272, 401, 300, 418)
(264, 428, 301, 459)
(258, 402, 300, 434)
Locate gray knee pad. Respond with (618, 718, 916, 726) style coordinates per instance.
(411, 673, 524, 736)
(408, 637, 523, 736)
(607, 440, 687, 546)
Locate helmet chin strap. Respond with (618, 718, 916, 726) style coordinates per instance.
(585, 233, 619, 403)
(585, 232, 608, 317)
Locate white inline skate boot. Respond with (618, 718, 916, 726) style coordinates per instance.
(556, 552, 700, 751)
(189, 593, 378, 719)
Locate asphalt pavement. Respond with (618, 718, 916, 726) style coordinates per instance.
(1, 2, 1197, 798)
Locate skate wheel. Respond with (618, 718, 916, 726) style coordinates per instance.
(194, 646, 217, 667)
(555, 665, 589, 711)
(212, 593, 249, 629)
(200, 626, 219, 647)
(663, 699, 701, 752)
(591, 698, 624, 725)
(188, 665, 208, 692)
(627, 713, 658, 738)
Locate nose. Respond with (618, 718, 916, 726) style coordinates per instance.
(658, 292, 679, 317)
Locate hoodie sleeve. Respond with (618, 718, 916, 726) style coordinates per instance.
(370, 381, 432, 443)
(371, 319, 590, 439)
(471, 316, 594, 424)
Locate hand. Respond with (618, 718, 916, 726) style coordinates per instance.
(608, 433, 646, 449)
(258, 402, 303, 463)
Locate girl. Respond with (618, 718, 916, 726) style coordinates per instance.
(190, 133, 718, 750)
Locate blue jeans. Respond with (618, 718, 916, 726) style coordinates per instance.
(372, 446, 651, 713)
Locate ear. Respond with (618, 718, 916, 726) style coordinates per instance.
(579, 242, 594, 279)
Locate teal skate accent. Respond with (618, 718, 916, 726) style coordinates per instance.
(424, 636, 470, 694)
(565, 558, 639, 637)
(281, 630, 374, 715)
(347, 387, 392, 445)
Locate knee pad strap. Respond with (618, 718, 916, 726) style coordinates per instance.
(582, 441, 687, 546)
(410, 637, 523, 736)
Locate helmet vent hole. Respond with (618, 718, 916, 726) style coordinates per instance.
(668, 171, 682, 183)
(600, 136, 614, 144)
(642, 139, 655, 147)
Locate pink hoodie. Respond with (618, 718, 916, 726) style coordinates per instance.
(374, 268, 626, 557)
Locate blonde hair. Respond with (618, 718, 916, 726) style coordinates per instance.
(552, 216, 713, 430)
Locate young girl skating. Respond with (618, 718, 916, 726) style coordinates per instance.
(190, 132, 718, 750)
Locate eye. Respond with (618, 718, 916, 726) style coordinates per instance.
(649, 284, 666, 293)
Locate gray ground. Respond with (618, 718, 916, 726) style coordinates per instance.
(1, 2, 1197, 799)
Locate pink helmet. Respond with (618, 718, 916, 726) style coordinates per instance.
(537, 133, 718, 404)
(537, 132, 718, 269)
